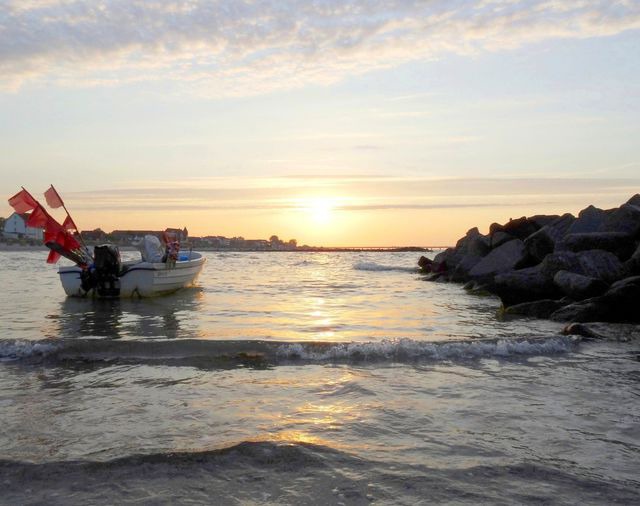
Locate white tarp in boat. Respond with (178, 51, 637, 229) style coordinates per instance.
(137, 235, 164, 263)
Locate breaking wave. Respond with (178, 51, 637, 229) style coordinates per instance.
(0, 339, 60, 362)
(0, 335, 579, 367)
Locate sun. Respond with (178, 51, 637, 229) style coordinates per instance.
(304, 198, 335, 225)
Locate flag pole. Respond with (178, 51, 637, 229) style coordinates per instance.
(50, 184, 90, 254)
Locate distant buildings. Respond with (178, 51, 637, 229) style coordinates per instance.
(0, 216, 298, 250)
(2, 212, 44, 240)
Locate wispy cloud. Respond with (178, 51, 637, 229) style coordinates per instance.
(2, 0, 639, 94)
(65, 175, 640, 211)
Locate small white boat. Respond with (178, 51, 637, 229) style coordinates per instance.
(59, 250, 206, 298)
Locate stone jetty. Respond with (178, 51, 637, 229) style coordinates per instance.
(419, 195, 640, 324)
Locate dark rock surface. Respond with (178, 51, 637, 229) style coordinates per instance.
(553, 270, 608, 300)
(524, 213, 575, 263)
(558, 232, 634, 259)
(468, 239, 526, 281)
(419, 194, 640, 324)
(566, 205, 607, 235)
(562, 322, 640, 341)
(502, 299, 567, 319)
(493, 266, 559, 305)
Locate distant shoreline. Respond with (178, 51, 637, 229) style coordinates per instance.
(0, 243, 441, 253)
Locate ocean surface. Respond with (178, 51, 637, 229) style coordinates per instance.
(0, 250, 638, 505)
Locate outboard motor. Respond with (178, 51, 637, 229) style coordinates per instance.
(81, 244, 122, 297)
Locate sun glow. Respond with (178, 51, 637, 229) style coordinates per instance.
(304, 198, 336, 225)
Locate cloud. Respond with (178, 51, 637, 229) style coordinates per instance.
(1, 0, 639, 94)
(64, 175, 640, 212)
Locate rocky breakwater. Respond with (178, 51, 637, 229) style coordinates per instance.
(418, 195, 640, 325)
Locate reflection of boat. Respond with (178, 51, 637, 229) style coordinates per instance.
(56, 288, 204, 339)
(59, 250, 206, 298)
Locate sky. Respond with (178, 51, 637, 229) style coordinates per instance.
(1, 0, 639, 246)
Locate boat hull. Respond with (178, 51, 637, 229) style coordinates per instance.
(59, 252, 206, 298)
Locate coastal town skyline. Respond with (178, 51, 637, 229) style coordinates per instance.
(2, 1, 639, 246)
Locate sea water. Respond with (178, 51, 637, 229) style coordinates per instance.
(0, 251, 638, 505)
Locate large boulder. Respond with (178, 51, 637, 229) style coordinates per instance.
(624, 242, 640, 275)
(432, 247, 454, 272)
(550, 276, 640, 323)
(577, 249, 626, 283)
(539, 251, 583, 279)
(563, 322, 640, 341)
(599, 203, 640, 237)
(553, 270, 608, 300)
(566, 205, 607, 235)
(468, 239, 527, 282)
(523, 213, 575, 263)
(550, 299, 610, 323)
(500, 216, 541, 240)
(529, 214, 561, 229)
(418, 256, 433, 272)
(433, 228, 491, 280)
(503, 299, 567, 319)
(557, 231, 635, 260)
(492, 265, 560, 305)
(606, 275, 640, 299)
(450, 254, 483, 282)
(627, 193, 640, 207)
(463, 228, 491, 258)
(489, 231, 515, 249)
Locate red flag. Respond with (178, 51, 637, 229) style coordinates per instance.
(44, 185, 64, 209)
(46, 250, 61, 264)
(8, 189, 38, 214)
(26, 204, 50, 228)
(62, 215, 78, 231)
(62, 230, 81, 251)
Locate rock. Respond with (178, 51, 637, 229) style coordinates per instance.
(553, 270, 608, 300)
(421, 272, 444, 282)
(566, 205, 607, 235)
(503, 299, 567, 319)
(529, 214, 561, 229)
(599, 203, 640, 237)
(563, 322, 640, 341)
(539, 251, 583, 279)
(550, 276, 640, 323)
(524, 213, 575, 263)
(624, 242, 640, 275)
(492, 265, 560, 305)
(489, 231, 514, 249)
(501, 216, 541, 240)
(607, 275, 640, 296)
(562, 323, 602, 338)
(557, 232, 635, 260)
(450, 254, 483, 282)
(468, 239, 527, 281)
(462, 280, 477, 291)
(432, 247, 454, 272)
(436, 229, 491, 277)
(550, 299, 609, 322)
(577, 249, 625, 283)
(627, 193, 640, 207)
(418, 256, 433, 272)
(458, 228, 491, 258)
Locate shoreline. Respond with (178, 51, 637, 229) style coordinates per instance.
(0, 243, 440, 253)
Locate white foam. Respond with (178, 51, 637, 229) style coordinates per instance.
(0, 339, 59, 361)
(276, 336, 578, 362)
